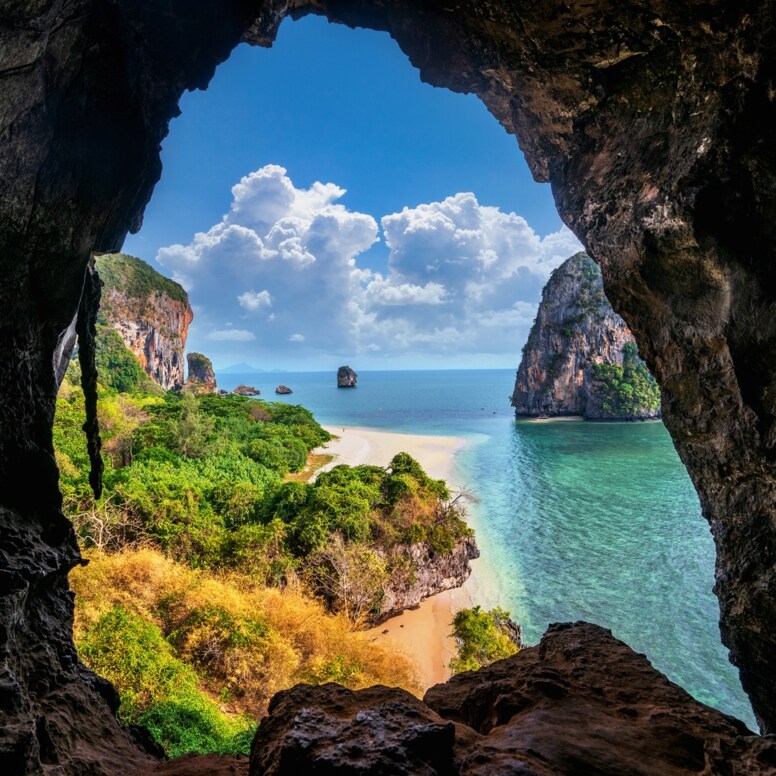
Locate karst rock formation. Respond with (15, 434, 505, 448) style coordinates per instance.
(2, 1, 776, 773)
(97, 253, 193, 391)
(512, 252, 661, 420)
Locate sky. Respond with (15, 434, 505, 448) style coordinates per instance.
(123, 15, 582, 372)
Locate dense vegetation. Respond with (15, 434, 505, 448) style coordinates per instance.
(96, 253, 189, 305)
(55, 335, 472, 756)
(449, 606, 521, 674)
(589, 342, 661, 417)
(71, 549, 417, 756)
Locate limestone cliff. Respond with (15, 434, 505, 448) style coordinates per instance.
(96, 254, 192, 391)
(379, 536, 479, 620)
(511, 253, 660, 420)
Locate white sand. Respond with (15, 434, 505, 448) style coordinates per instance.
(315, 425, 479, 690)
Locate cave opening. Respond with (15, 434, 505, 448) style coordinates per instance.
(3, 2, 776, 772)
(62, 7, 754, 756)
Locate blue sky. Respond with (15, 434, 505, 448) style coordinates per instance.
(124, 15, 580, 371)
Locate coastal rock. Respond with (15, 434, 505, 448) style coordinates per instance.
(186, 353, 217, 394)
(337, 366, 357, 388)
(96, 254, 193, 391)
(275, 385, 292, 395)
(252, 622, 774, 775)
(233, 384, 260, 396)
(249, 683, 479, 776)
(378, 537, 479, 620)
(511, 253, 660, 420)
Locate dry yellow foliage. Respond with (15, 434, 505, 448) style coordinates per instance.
(71, 548, 420, 717)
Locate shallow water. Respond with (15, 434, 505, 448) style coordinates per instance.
(219, 367, 755, 727)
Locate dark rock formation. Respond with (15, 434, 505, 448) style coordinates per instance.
(233, 384, 260, 396)
(250, 683, 478, 776)
(336, 365, 357, 388)
(3, 0, 776, 771)
(186, 352, 217, 394)
(97, 254, 193, 391)
(275, 385, 292, 395)
(253, 622, 775, 775)
(143, 753, 248, 775)
(379, 537, 479, 620)
(512, 253, 661, 420)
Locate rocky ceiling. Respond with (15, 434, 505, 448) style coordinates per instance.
(1, 0, 775, 773)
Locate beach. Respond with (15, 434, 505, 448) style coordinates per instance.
(317, 425, 482, 690)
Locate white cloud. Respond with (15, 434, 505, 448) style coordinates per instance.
(207, 329, 256, 342)
(365, 278, 448, 306)
(156, 166, 583, 363)
(237, 289, 272, 311)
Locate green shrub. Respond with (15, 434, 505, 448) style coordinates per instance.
(78, 605, 254, 757)
(450, 606, 520, 674)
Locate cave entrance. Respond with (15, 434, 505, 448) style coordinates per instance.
(4, 3, 775, 772)
(60, 11, 754, 759)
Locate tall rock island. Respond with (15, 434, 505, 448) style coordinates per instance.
(511, 253, 660, 420)
(337, 365, 357, 387)
(96, 253, 192, 390)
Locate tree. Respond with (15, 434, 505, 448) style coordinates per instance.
(304, 534, 388, 625)
(170, 392, 214, 457)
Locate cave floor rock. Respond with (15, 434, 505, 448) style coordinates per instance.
(243, 622, 774, 775)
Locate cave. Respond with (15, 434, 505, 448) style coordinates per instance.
(2, 1, 776, 773)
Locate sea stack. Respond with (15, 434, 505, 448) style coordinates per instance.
(511, 252, 661, 420)
(234, 384, 260, 396)
(337, 365, 357, 388)
(275, 385, 293, 395)
(186, 352, 217, 394)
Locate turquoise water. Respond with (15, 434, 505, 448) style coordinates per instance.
(219, 368, 755, 728)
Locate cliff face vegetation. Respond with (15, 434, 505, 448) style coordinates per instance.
(2, 0, 776, 772)
(512, 253, 660, 420)
(97, 254, 193, 391)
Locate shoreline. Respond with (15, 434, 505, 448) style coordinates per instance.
(316, 425, 486, 690)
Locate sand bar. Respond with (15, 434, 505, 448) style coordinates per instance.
(316, 425, 478, 690)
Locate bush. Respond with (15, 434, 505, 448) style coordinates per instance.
(71, 549, 420, 721)
(78, 604, 254, 757)
(450, 606, 521, 674)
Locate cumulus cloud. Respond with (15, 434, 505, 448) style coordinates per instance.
(156, 165, 583, 363)
(238, 290, 272, 311)
(207, 329, 256, 342)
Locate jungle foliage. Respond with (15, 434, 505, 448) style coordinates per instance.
(55, 339, 468, 757)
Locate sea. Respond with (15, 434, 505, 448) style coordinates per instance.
(218, 367, 756, 729)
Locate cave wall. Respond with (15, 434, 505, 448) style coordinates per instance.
(1, 0, 776, 771)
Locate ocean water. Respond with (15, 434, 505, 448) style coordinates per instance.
(219, 368, 756, 728)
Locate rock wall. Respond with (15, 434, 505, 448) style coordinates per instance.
(1, 0, 776, 770)
(251, 622, 775, 775)
(512, 252, 660, 419)
(97, 254, 192, 391)
(379, 537, 479, 620)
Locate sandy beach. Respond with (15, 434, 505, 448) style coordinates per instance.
(316, 425, 481, 690)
